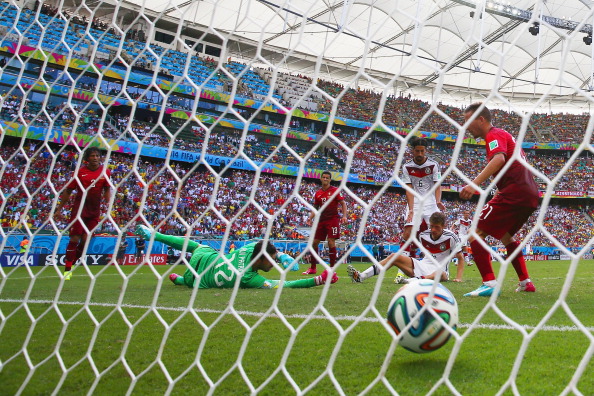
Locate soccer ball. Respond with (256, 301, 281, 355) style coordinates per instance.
(386, 279, 458, 353)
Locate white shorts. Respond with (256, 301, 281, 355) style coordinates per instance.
(404, 204, 440, 228)
(458, 234, 470, 247)
(412, 257, 449, 280)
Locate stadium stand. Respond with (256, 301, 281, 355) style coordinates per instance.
(1, 0, 592, 146)
(261, 71, 320, 111)
(1, 0, 593, 255)
(1, 138, 593, 252)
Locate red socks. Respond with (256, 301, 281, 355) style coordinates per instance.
(309, 248, 318, 270)
(65, 240, 78, 271)
(329, 247, 337, 267)
(505, 241, 530, 281)
(470, 240, 496, 282)
(65, 240, 86, 272)
(469, 239, 530, 283)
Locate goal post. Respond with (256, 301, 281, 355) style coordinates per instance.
(1, 0, 594, 394)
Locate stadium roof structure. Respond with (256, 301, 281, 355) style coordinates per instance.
(95, 0, 594, 112)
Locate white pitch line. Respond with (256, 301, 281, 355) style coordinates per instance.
(0, 298, 592, 332)
(1, 273, 581, 281)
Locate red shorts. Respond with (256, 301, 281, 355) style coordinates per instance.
(314, 217, 341, 240)
(477, 201, 535, 240)
(69, 216, 100, 236)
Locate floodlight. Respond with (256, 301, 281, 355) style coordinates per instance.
(528, 22, 539, 36)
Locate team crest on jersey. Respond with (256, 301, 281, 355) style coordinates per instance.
(440, 243, 446, 251)
(489, 140, 499, 150)
(425, 167, 431, 174)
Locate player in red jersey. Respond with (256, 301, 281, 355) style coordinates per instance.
(55, 147, 111, 280)
(303, 171, 348, 274)
(460, 103, 539, 296)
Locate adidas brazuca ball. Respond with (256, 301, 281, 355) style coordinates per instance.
(386, 279, 458, 353)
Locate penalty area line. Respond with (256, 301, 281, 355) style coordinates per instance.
(0, 298, 592, 332)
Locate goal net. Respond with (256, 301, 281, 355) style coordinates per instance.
(1, 0, 593, 394)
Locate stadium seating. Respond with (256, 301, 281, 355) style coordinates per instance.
(225, 62, 282, 100)
(2, 0, 591, 146)
(2, 141, 592, 250)
(2, 92, 594, 190)
(262, 71, 321, 110)
(2, 1, 593, 252)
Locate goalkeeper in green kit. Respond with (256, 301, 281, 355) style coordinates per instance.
(136, 225, 338, 289)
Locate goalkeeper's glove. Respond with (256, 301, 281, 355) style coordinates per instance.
(314, 269, 339, 286)
(278, 253, 299, 271)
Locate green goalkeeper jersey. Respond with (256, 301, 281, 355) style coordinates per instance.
(182, 243, 317, 289)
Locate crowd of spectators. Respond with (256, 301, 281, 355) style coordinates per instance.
(4, 1, 592, 146)
(525, 205, 593, 252)
(1, 140, 592, 252)
(41, 2, 111, 32)
(331, 134, 401, 181)
(0, 96, 240, 157)
(4, 93, 594, 194)
(314, 81, 588, 143)
(2, 2, 592, 254)
(0, 95, 349, 171)
(0, 94, 122, 137)
(527, 151, 594, 192)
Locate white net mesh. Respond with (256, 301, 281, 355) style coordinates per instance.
(1, 0, 594, 394)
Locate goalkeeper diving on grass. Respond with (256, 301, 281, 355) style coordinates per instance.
(136, 225, 338, 289)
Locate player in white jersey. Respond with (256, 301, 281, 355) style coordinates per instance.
(401, 138, 445, 232)
(395, 137, 445, 282)
(348, 212, 465, 283)
(453, 209, 473, 265)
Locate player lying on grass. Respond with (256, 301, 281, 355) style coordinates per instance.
(347, 212, 464, 283)
(136, 225, 337, 289)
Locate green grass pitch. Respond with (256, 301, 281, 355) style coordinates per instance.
(1, 260, 593, 395)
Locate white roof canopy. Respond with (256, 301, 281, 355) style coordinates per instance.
(97, 0, 594, 112)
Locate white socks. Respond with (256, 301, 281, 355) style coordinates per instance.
(360, 264, 380, 281)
